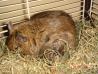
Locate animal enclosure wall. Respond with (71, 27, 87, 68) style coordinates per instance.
(91, 0, 98, 20)
(0, 0, 84, 39)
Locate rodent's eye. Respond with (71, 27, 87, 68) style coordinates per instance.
(15, 31, 27, 42)
(45, 35, 50, 42)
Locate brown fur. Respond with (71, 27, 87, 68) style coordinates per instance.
(6, 10, 77, 58)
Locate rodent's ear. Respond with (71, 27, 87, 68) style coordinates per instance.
(7, 21, 14, 34)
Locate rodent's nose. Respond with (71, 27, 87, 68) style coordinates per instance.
(15, 46, 18, 49)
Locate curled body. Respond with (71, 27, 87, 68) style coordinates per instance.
(6, 10, 77, 59)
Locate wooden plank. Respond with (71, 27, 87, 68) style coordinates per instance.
(0, 3, 24, 14)
(0, 0, 82, 25)
(0, 15, 26, 25)
(0, 9, 26, 20)
(30, 1, 81, 13)
(30, 0, 80, 7)
(0, 0, 61, 13)
(0, 0, 22, 7)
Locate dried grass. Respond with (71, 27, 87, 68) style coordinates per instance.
(0, 21, 98, 74)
